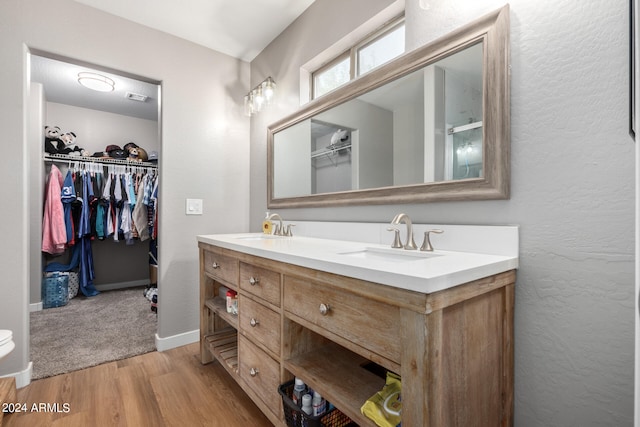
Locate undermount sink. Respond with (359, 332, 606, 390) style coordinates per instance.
(338, 247, 442, 262)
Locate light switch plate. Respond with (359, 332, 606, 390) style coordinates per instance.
(186, 198, 203, 215)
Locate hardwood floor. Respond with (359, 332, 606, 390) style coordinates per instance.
(3, 343, 273, 427)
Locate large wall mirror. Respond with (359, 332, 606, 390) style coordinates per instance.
(268, 5, 510, 208)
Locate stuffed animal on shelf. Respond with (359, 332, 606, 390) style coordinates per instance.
(57, 131, 90, 157)
(124, 142, 148, 162)
(105, 144, 128, 159)
(56, 131, 78, 154)
(44, 126, 62, 154)
(135, 146, 149, 162)
(127, 147, 142, 162)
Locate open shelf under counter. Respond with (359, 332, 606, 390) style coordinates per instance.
(203, 328, 238, 377)
(283, 342, 385, 426)
(205, 297, 238, 329)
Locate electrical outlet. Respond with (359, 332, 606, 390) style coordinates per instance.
(186, 198, 203, 215)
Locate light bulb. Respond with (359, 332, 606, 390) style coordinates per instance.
(243, 95, 252, 117)
(254, 86, 264, 112)
(263, 77, 276, 103)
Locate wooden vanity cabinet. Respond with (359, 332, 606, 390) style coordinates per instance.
(199, 241, 515, 427)
(200, 244, 284, 424)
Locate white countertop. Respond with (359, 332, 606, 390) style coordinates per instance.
(197, 232, 518, 294)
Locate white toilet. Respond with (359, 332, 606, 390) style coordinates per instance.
(0, 330, 15, 360)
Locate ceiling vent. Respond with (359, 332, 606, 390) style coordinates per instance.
(125, 92, 148, 102)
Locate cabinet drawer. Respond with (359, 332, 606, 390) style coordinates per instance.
(240, 262, 281, 306)
(203, 250, 238, 285)
(238, 335, 281, 419)
(239, 295, 280, 355)
(284, 276, 401, 363)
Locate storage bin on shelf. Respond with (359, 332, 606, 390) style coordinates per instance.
(278, 379, 355, 427)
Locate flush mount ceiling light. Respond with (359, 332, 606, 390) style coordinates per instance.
(244, 76, 276, 117)
(77, 72, 115, 92)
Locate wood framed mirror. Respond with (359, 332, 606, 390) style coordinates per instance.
(268, 5, 510, 208)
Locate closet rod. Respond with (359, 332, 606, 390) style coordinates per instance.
(43, 153, 157, 168)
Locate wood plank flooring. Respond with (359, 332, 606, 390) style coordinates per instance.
(3, 343, 273, 427)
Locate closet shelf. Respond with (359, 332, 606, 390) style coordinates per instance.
(44, 153, 157, 168)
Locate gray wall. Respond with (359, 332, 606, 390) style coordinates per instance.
(250, 0, 634, 426)
(315, 99, 394, 189)
(0, 0, 250, 379)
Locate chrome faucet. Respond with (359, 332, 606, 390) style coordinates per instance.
(391, 213, 417, 250)
(266, 213, 284, 236)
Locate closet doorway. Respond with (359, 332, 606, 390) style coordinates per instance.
(29, 51, 161, 379)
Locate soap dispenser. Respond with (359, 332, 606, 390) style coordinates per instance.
(262, 212, 273, 235)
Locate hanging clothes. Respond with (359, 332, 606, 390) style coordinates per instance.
(61, 169, 76, 245)
(120, 172, 134, 245)
(42, 158, 158, 297)
(77, 171, 99, 297)
(42, 165, 67, 255)
(132, 172, 150, 241)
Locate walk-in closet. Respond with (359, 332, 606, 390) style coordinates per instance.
(29, 53, 161, 379)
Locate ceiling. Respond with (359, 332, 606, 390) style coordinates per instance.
(74, 0, 316, 62)
(31, 0, 316, 121)
(31, 54, 161, 121)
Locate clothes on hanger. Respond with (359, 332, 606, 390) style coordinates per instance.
(42, 159, 159, 297)
(42, 165, 67, 255)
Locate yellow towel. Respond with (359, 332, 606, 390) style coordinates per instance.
(361, 372, 402, 427)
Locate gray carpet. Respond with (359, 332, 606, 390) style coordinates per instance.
(30, 287, 157, 379)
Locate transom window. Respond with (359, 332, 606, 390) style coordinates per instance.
(312, 17, 405, 100)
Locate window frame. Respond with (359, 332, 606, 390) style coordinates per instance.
(311, 50, 351, 100)
(354, 16, 406, 77)
(311, 14, 405, 100)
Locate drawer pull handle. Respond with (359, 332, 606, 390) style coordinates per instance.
(211, 262, 220, 269)
(250, 318, 260, 327)
(250, 367, 259, 377)
(249, 277, 259, 286)
(319, 303, 331, 316)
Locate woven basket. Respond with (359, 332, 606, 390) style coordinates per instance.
(42, 272, 69, 309)
(278, 380, 355, 427)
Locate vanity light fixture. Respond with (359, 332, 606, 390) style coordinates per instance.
(77, 72, 115, 92)
(244, 76, 276, 117)
(456, 141, 475, 155)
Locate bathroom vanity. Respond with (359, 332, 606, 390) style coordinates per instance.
(198, 230, 517, 426)
(199, 6, 514, 425)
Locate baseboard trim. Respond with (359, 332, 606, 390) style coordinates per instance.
(94, 279, 149, 292)
(1, 361, 33, 389)
(30, 280, 149, 309)
(155, 330, 199, 352)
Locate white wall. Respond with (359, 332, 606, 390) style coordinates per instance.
(394, 95, 424, 185)
(424, 65, 445, 182)
(273, 120, 312, 198)
(46, 102, 160, 155)
(28, 84, 46, 310)
(251, 0, 635, 425)
(0, 0, 250, 382)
